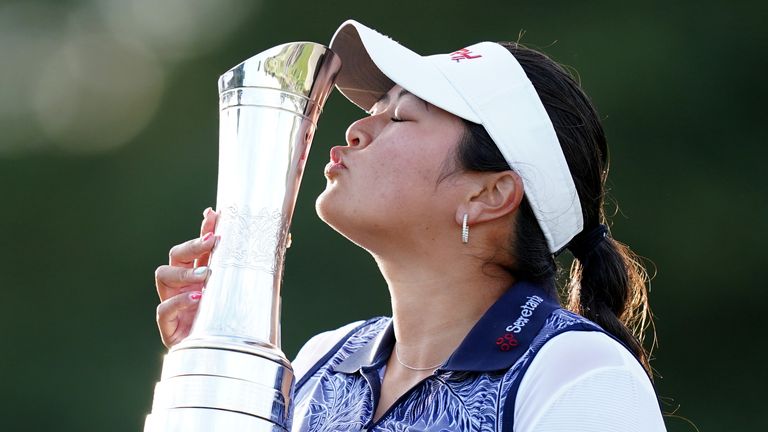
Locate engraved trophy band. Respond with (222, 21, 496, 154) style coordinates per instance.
(144, 42, 341, 431)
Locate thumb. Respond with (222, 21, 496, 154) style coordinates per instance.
(156, 291, 202, 347)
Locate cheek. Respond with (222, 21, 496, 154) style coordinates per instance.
(367, 147, 439, 203)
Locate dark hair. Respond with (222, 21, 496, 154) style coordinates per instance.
(456, 42, 654, 375)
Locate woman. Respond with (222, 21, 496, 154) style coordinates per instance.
(154, 20, 666, 431)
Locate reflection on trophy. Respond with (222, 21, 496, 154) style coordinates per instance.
(144, 42, 341, 431)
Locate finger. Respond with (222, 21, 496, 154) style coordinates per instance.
(200, 207, 218, 237)
(157, 291, 202, 348)
(155, 265, 210, 301)
(197, 208, 219, 268)
(169, 233, 216, 267)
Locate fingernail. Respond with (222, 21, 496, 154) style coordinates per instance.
(189, 292, 202, 301)
(203, 207, 213, 217)
(201, 232, 213, 242)
(193, 266, 209, 276)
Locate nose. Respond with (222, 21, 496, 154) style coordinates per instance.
(344, 116, 375, 149)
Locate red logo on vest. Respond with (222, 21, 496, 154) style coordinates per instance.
(450, 48, 482, 63)
(496, 332, 519, 351)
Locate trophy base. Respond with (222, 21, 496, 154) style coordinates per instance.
(144, 408, 286, 432)
(144, 342, 294, 431)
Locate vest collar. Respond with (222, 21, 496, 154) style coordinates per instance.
(333, 279, 560, 374)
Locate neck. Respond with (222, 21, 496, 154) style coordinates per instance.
(373, 247, 513, 368)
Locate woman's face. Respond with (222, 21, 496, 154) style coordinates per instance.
(316, 85, 468, 252)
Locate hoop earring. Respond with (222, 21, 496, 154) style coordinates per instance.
(462, 213, 469, 244)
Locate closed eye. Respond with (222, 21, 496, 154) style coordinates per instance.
(390, 117, 405, 122)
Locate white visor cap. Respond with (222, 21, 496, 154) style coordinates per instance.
(329, 20, 583, 253)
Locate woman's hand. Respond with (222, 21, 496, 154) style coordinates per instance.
(154, 207, 218, 348)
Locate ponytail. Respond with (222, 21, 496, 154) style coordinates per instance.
(456, 41, 655, 377)
(567, 229, 653, 374)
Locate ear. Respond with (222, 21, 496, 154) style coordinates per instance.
(455, 171, 524, 226)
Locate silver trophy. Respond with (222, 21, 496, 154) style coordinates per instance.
(144, 42, 341, 431)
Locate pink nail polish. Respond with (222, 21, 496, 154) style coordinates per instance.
(190, 292, 202, 301)
(202, 232, 213, 242)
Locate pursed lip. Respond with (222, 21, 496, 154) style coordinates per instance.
(324, 146, 347, 178)
(329, 146, 346, 166)
(324, 161, 346, 178)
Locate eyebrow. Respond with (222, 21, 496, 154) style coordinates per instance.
(372, 88, 430, 113)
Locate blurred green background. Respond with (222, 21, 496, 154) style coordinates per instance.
(1, 0, 765, 430)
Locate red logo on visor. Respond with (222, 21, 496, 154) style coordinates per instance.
(496, 333, 519, 351)
(450, 48, 482, 62)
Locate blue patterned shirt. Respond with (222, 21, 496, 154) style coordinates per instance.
(291, 280, 640, 431)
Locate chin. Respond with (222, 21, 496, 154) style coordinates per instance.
(315, 186, 348, 231)
(315, 189, 378, 251)
(315, 188, 334, 225)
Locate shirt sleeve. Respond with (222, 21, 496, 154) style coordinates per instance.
(291, 320, 364, 382)
(514, 331, 666, 432)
